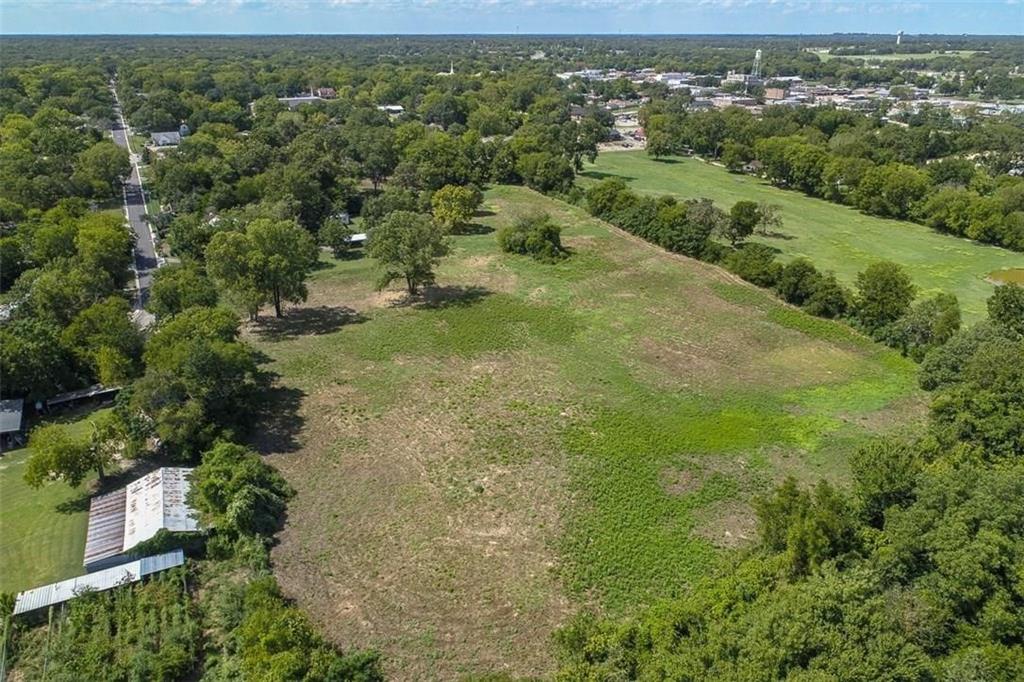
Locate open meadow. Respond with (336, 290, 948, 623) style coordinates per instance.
(580, 151, 1022, 321)
(251, 185, 924, 679)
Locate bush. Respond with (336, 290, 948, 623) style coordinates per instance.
(496, 213, 567, 262)
(802, 272, 851, 319)
(775, 258, 820, 306)
(726, 243, 783, 288)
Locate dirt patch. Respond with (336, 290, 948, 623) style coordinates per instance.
(691, 500, 757, 549)
(268, 353, 576, 680)
(661, 467, 703, 496)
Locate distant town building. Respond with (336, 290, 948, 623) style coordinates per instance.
(314, 87, 337, 99)
(277, 95, 325, 110)
(377, 104, 405, 116)
(765, 87, 789, 101)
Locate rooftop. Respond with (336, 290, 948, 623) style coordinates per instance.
(83, 467, 199, 570)
(14, 550, 185, 616)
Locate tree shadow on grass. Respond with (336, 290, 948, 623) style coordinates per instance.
(579, 170, 636, 182)
(389, 284, 492, 310)
(759, 230, 797, 241)
(474, 208, 497, 218)
(251, 305, 366, 342)
(248, 383, 306, 456)
(451, 222, 494, 235)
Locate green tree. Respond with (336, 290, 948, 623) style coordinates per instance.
(319, 216, 354, 258)
(148, 264, 219, 319)
(721, 200, 759, 246)
(24, 421, 110, 488)
(803, 272, 850, 319)
(206, 219, 318, 319)
(0, 318, 71, 399)
(849, 438, 921, 527)
(430, 184, 481, 233)
(881, 293, 961, 361)
(855, 261, 915, 333)
(987, 283, 1024, 336)
(854, 163, 931, 219)
(496, 213, 566, 262)
(247, 218, 319, 318)
(61, 296, 144, 384)
(73, 140, 130, 199)
(775, 258, 820, 306)
(721, 140, 753, 172)
(366, 210, 449, 295)
(189, 441, 293, 537)
(75, 213, 135, 287)
(755, 202, 783, 235)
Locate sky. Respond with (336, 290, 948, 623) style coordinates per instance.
(0, 0, 1021, 36)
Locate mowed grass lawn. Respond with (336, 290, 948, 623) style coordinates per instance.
(0, 409, 109, 594)
(580, 151, 1022, 321)
(254, 185, 924, 679)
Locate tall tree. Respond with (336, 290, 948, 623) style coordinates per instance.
(430, 184, 481, 233)
(855, 261, 915, 333)
(366, 210, 449, 295)
(206, 218, 318, 319)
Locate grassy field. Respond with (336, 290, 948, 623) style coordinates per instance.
(580, 152, 1022, 321)
(0, 409, 110, 594)
(254, 185, 923, 679)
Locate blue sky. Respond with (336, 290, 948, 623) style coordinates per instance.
(1, 1, 1021, 35)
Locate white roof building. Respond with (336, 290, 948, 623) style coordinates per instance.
(14, 551, 185, 616)
(83, 468, 199, 571)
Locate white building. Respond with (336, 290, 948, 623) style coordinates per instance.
(83, 467, 200, 572)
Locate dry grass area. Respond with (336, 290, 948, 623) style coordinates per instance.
(252, 185, 923, 679)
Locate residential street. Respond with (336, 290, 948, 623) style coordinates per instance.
(110, 82, 159, 310)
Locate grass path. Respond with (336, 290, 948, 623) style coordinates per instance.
(580, 151, 1022, 321)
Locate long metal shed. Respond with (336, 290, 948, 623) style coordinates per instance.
(83, 467, 199, 571)
(13, 550, 185, 616)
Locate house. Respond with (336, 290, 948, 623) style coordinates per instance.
(0, 398, 24, 450)
(765, 87, 789, 101)
(150, 131, 181, 147)
(377, 104, 405, 116)
(83, 467, 200, 572)
(314, 87, 337, 99)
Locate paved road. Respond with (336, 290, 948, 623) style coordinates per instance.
(110, 83, 159, 310)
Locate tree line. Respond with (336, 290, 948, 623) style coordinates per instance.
(642, 102, 1024, 251)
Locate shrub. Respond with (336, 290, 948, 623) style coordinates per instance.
(496, 213, 567, 262)
(726, 243, 783, 288)
(802, 272, 851, 319)
(775, 258, 820, 306)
